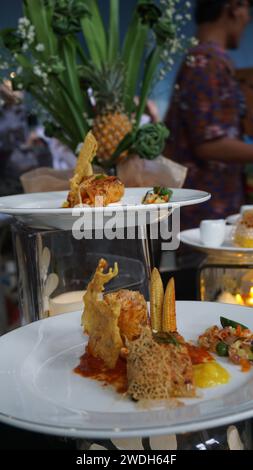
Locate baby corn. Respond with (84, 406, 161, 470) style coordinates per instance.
(150, 268, 164, 332)
(162, 277, 177, 333)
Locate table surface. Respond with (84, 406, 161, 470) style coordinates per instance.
(1, 420, 252, 450)
(0, 422, 76, 450)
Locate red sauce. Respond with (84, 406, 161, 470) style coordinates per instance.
(186, 344, 214, 365)
(74, 348, 127, 394)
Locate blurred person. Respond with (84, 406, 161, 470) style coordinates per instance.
(165, 0, 253, 229)
(0, 82, 53, 196)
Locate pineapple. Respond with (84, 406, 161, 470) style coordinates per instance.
(90, 63, 132, 162)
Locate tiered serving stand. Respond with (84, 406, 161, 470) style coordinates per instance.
(1, 189, 252, 449)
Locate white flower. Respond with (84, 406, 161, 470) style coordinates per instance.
(18, 17, 30, 28)
(33, 65, 43, 77)
(35, 43, 45, 52)
(18, 18, 35, 45)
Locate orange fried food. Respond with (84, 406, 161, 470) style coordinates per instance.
(105, 290, 148, 342)
(64, 131, 124, 208)
(82, 259, 147, 369)
(79, 174, 124, 207)
(82, 259, 123, 369)
(86, 296, 123, 370)
(67, 174, 124, 207)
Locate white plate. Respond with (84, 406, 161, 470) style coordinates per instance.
(0, 188, 210, 230)
(1, 301, 253, 439)
(180, 227, 253, 255)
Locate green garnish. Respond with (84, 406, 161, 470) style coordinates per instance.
(216, 341, 229, 357)
(95, 174, 106, 180)
(153, 186, 172, 197)
(153, 331, 180, 346)
(220, 317, 248, 330)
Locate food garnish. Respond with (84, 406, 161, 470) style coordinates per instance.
(81, 258, 147, 369)
(129, 270, 196, 399)
(64, 132, 125, 207)
(75, 261, 233, 405)
(198, 316, 253, 372)
(216, 341, 229, 357)
(162, 277, 177, 333)
(220, 316, 248, 331)
(142, 186, 173, 205)
(193, 363, 230, 389)
(150, 268, 164, 333)
(63, 131, 97, 207)
(153, 331, 180, 346)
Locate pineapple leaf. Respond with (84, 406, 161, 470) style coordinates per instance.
(122, 0, 151, 66)
(75, 40, 90, 67)
(122, 0, 152, 113)
(60, 87, 87, 140)
(29, 84, 82, 148)
(59, 36, 84, 111)
(108, 0, 119, 64)
(123, 23, 148, 113)
(136, 46, 161, 127)
(103, 132, 135, 168)
(81, 0, 107, 69)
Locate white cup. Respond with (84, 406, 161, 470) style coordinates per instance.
(200, 219, 226, 247)
(240, 205, 253, 215)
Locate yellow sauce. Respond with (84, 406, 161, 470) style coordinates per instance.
(193, 362, 230, 388)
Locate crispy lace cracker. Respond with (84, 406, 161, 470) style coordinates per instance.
(64, 131, 98, 207)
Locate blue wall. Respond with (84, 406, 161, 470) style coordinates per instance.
(1, 0, 253, 118)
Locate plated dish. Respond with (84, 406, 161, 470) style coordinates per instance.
(0, 189, 211, 231)
(75, 259, 252, 403)
(0, 132, 210, 229)
(62, 132, 176, 209)
(179, 227, 253, 255)
(63, 132, 126, 208)
(1, 262, 253, 438)
(199, 316, 253, 373)
(233, 210, 253, 248)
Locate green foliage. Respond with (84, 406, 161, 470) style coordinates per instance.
(0, 0, 192, 159)
(133, 123, 170, 160)
(52, 0, 90, 35)
(104, 122, 169, 168)
(137, 3, 162, 26)
(0, 28, 22, 51)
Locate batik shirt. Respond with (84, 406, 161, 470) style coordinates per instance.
(165, 42, 245, 229)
